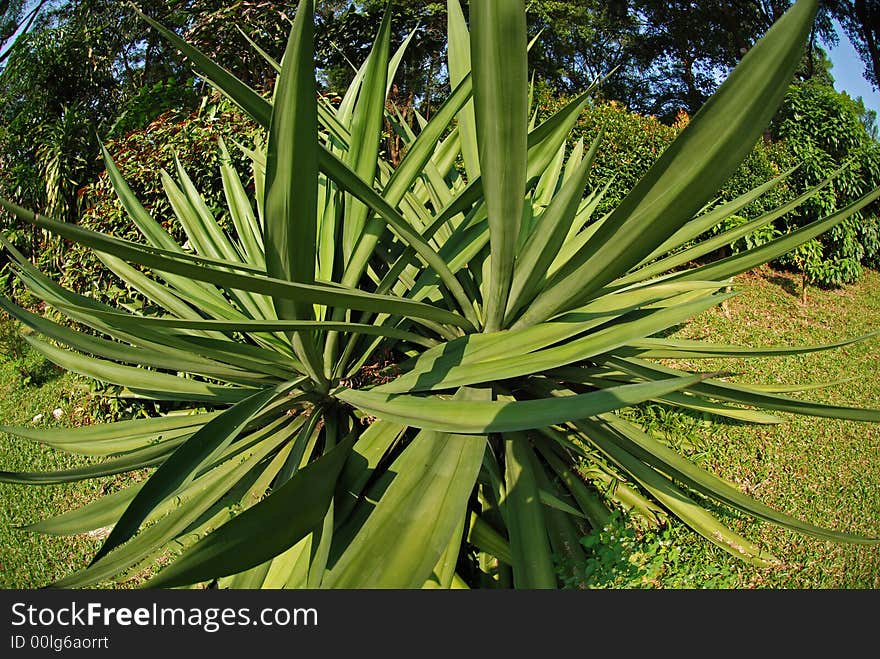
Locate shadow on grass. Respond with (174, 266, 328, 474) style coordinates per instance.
(763, 273, 800, 298)
(6, 352, 63, 388)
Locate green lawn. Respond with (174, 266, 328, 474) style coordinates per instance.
(655, 265, 880, 588)
(1, 265, 878, 589)
(0, 364, 104, 588)
(0, 359, 149, 588)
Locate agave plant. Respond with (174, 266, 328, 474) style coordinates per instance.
(1, 0, 878, 589)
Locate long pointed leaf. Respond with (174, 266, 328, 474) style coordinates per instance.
(146, 430, 357, 588)
(0, 200, 472, 330)
(264, 0, 326, 383)
(336, 374, 705, 434)
(471, 0, 528, 331)
(325, 388, 488, 588)
(90, 387, 280, 564)
(503, 432, 556, 588)
(341, 5, 391, 260)
(517, 0, 819, 327)
(447, 0, 479, 180)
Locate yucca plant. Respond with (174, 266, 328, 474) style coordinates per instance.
(1, 0, 878, 589)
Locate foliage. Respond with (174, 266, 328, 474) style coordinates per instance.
(182, 1, 296, 93)
(620, 1, 783, 118)
(315, 1, 448, 108)
(559, 511, 740, 589)
(107, 77, 200, 141)
(0, 19, 119, 222)
(619, 0, 875, 120)
(535, 91, 795, 257)
(522, 1, 637, 101)
(833, 0, 880, 91)
(0, 0, 879, 591)
(2, 0, 875, 249)
(300, 1, 875, 122)
(0, 0, 30, 55)
(557, 95, 680, 217)
(58, 101, 258, 310)
(771, 79, 880, 285)
(526, 1, 878, 120)
(537, 78, 880, 286)
(0, 0, 215, 225)
(716, 138, 800, 219)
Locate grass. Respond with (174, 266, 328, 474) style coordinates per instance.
(669, 265, 880, 588)
(0, 360, 105, 588)
(0, 329, 151, 589)
(1, 265, 878, 589)
(578, 265, 880, 589)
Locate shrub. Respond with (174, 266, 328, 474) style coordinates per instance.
(58, 102, 259, 309)
(570, 98, 679, 218)
(0, 0, 878, 590)
(771, 79, 880, 286)
(538, 76, 880, 285)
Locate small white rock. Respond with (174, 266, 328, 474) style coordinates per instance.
(86, 526, 112, 539)
(32, 413, 43, 422)
(52, 408, 63, 419)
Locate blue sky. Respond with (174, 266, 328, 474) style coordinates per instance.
(826, 22, 880, 119)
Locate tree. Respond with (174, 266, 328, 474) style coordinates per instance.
(611, 1, 843, 118)
(198, 0, 879, 123)
(525, 1, 637, 98)
(0, 0, 204, 224)
(314, 1, 449, 114)
(771, 78, 880, 287)
(832, 1, 879, 90)
(525, 1, 873, 120)
(0, 0, 48, 65)
(182, 1, 297, 92)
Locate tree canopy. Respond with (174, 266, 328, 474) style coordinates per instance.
(0, 0, 877, 225)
